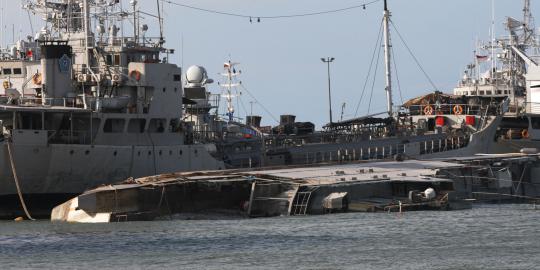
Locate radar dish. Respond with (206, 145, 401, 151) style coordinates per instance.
(186, 65, 207, 83)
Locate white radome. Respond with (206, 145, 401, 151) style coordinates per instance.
(186, 65, 208, 84)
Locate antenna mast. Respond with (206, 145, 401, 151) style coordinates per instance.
(220, 60, 241, 122)
(83, 0, 91, 69)
(156, 0, 164, 46)
(383, 0, 393, 116)
(523, 0, 533, 44)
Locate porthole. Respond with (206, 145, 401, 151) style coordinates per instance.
(169, 150, 172, 155)
(85, 150, 90, 155)
(179, 150, 183, 155)
(69, 150, 74, 155)
(137, 151, 141, 156)
(148, 151, 152, 156)
(159, 150, 162, 156)
(113, 151, 117, 156)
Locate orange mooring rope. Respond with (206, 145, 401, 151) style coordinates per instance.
(6, 141, 35, 220)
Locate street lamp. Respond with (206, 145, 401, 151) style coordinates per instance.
(321, 57, 335, 124)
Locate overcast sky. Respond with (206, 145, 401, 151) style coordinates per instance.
(0, 0, 537, 127)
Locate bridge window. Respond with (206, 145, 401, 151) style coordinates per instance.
(148, 118, 166, 133)
(13, 68, 22, 75)
(531, 117, 540, 129)
(2, 68, 11, 75)
(103, 118, 125, 133)
(127, 118, 146, 133)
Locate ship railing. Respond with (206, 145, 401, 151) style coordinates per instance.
(296, 135, 470, 165)
(418, 135, 470, 155)
(522, 102, 540, 115)
(407, 104, 484, 116)
(12, 97, 83, 108)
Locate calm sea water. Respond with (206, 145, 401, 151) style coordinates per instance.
(1, 205, 539, 270)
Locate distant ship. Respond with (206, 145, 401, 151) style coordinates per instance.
(452, 0, 540, 153)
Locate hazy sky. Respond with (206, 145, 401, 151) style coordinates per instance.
(0, 0, 537, 127)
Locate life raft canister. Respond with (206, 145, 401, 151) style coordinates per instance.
(2, 80, 11, 90)
(424, 105, 434, 115)
(522, 129, 529, 139)
(32, 73, 42, 85)
(453, 105, 463, 115)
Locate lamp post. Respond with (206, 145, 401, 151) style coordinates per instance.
(321, 57, 335, 124)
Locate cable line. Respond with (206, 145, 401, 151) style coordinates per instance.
(391, 45, 404, 106)
(160, 0, 381, 20)
(354, 20, 384, 117)
(367, 28, 384, 115)
(390, 19, 439, 91)
(239, 84, 280, 124)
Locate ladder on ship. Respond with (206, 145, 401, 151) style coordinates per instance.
(290, 186, 319, 216)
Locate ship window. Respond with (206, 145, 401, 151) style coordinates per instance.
(114, 54, 121, 65)
(127, 118, 146, 133)
(479, 91, 485, 95)
(169, 119, 180, 132)
(497, 90, 502, 95)
(103, 118, 125, 133)
(13, 68, 22, 75)
(148, 118, 166, 133)
(486, 91, 492, 95)
(18, 112, 43, 130)
(106, 55, 113, 65)
(2, 68, 11, 75)
(531, 117, 540, 129)
(173, 74, 181, 81)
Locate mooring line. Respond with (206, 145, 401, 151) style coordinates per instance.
(6, 141, 35, 220)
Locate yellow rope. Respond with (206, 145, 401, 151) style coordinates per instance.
(6, 141, 35, 220)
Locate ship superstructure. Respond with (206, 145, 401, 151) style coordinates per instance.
(452, 0, 540, 148)
(0, 0, 224, 218)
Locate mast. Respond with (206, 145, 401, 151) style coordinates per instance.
(220, 61, 241, 122)
(523, 0, 532, 45)
(226, 62, 234, 122)
(383, 0, 393, 116)
(83, 0, 91, 69)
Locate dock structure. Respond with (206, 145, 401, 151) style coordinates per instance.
(51, 153, 540, 223)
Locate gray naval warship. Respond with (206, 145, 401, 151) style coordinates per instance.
(0, 0, 224, 218)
